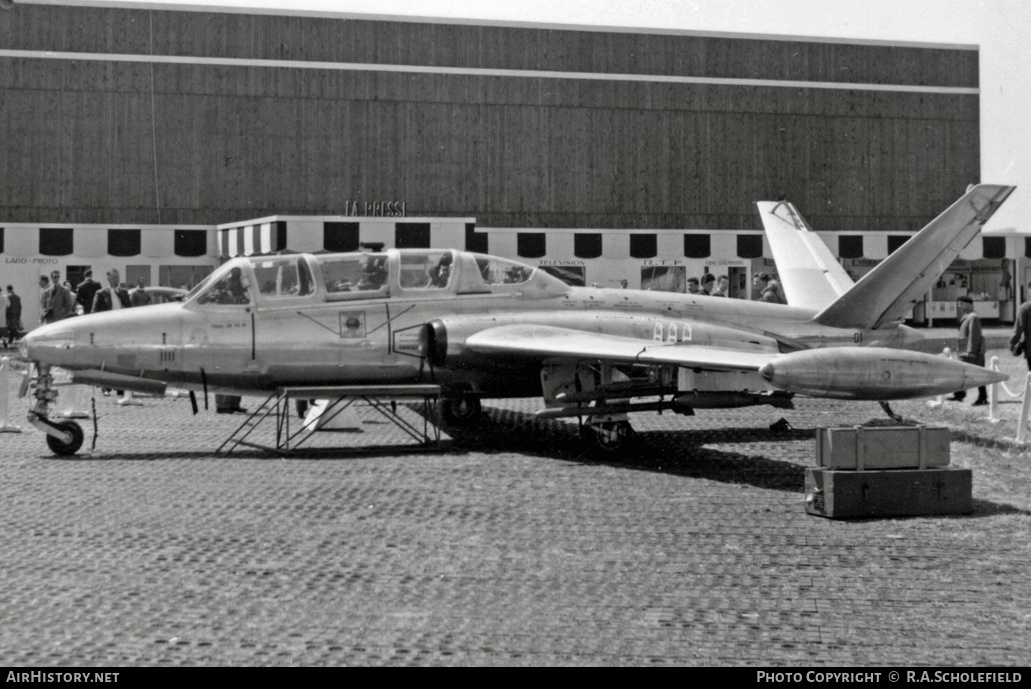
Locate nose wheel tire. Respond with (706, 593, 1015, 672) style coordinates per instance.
(439, 397, 482, 426)
(46, 420, 85, 457)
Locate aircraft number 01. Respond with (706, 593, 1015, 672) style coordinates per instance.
(854, 332, 863, 344)
(654, 321, 693, 343)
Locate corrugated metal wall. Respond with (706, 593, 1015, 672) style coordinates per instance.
(0, 5, 980, 230)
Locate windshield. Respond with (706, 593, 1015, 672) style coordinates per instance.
(472, 254, 535, 286)
(190, 259, 254, 306)
(183, 266, 223, 302)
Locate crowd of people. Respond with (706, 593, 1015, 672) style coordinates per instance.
(625, 271, 787, 303)
(37, 268, 153, 327)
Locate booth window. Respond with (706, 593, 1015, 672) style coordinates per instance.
(630, 234, 657, 259)
(983, 237, 1005, 260)
(887, 235, 909, 254)
(517, 233, 546, 258)
(465, 223, 488, 254)
(174, 230, 207, 257)
(275, 221, 287, 252)
(395, 223, 430, 249)
(737, 234, 763, 259)
(40, 228, 73, 256)
(574, 233, 602, 259)
(838, 235, 864, 259)
(324, 222, 360, 253)
(108, 229, 141, 257)
(684, 234, 710, 258)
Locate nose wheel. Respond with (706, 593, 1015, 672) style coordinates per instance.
(26, 363, 87, 457)
(45, 420, 85, 456)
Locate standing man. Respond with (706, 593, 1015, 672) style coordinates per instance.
(700, 273, 715, 295)
(48, 269, 75, 321)
(1010, 282, 1031, 371)
(686, 277, 700, 294)
(131, 278, 152, 307)
(76, 269, 101, 315)
(39, 275, 53, 324)
(949, 295, 988, 405)
(0, 285, 8, 348)
(754, 273, 786, 304)
(710, 275, 729, 297)
(92, 269, 130, 397)
(92, 269, 131, 313)
(5, 285, 22, 346)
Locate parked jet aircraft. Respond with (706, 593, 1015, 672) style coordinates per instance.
(20, 185, 1014, 455)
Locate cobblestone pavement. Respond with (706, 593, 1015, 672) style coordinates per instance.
(0, 386, 1028, 667)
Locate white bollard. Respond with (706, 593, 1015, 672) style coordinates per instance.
(987, 356, 1001, 424)
(0, 356, 23, 432)
(116, 388, 143, 406)
(1015, 373, 1031, 444)
(60, 385, 91, 419)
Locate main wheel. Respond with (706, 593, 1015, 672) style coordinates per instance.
(46, 420, 85, 457)
(588, 420, 635, 453)
(439, 397, 482, 425)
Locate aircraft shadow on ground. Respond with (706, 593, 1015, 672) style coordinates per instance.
(443, 406, 811, 494)
(442, 407, 1031, 517)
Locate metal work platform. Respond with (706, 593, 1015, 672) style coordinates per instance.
(215, 384, 443, 455)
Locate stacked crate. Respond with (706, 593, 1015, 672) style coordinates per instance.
(805, 426, 972, 518)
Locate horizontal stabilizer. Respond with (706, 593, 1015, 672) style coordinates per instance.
(756, 200, 854, 310)
(815, 184, 1016, 329)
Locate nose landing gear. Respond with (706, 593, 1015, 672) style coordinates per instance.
(25, 363, 85, 456)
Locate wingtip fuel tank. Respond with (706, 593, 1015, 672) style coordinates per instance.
(758, 347, 1009, 400)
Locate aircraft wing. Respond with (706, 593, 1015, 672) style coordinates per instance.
(463, 324, 775, 371)
(756, 200, 854, 310)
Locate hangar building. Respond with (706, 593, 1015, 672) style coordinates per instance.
(0, 2, 1010, 326)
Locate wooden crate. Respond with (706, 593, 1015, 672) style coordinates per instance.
(805, 467, 972, 519)
(816, 425, 950, 470)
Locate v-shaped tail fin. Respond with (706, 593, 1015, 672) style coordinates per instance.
(756, 200, 855, 310)
(814, 184, 1015, 330)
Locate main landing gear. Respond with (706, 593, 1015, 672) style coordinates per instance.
(583, 419, 635, 453)
(26, 363, 85, 456)
(438, 396, 482, 426)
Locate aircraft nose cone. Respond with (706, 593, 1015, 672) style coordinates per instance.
(20, 322, 76, 364)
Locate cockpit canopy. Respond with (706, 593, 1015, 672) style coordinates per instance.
(185, 249, 569, 308)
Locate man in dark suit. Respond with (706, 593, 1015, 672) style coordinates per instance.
(5, 285, 22, 346)
(76, 269, 101, 315)
(48, 270, 75, 321)
(950, 295, 988, 405)
(92, 269, 131, 313)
